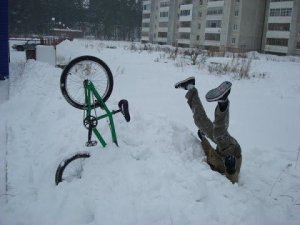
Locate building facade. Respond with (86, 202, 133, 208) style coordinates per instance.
(141, 0, 300, 56)
(262, 0, 300, 55)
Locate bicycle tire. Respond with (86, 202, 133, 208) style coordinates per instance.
(55, 152, 91, 185)
(60, 56, 114, 110)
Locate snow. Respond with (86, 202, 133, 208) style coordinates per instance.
(1, 39, 300, 225)
(36, 45, 56, 66)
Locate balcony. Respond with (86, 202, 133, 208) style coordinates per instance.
(266, 30, 290, 39)
(205, 27, 221, 33)
(142, 27, 150, 32)
(204, 40, 220, 47)
(177, 39, 191, 45)
(141, 36, 150, 41)
(142, 18, 151, 23)
(179, 4, 193, 22)
(206, 14, 223, 21)
(142, 0, 151, 14)
(178, 27, 191, 33)
(270, 1, 294, 9)
(207, 0, 224, 8)
(159, 17, 169, 22)
(143, 9, 151, 14)
(268, 16, 292, 24)
(180, 0, 193, 4)
(264, 45, 288, 54)
(158, 27, 168, 32)
(157, 37, 168, 43)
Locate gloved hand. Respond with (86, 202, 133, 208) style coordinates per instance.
(224, 155, 236, 174)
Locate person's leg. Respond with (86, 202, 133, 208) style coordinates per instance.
(186, 87, 216, 143)
(205, 81, 238, 152)
(175, 76, 216, 142)
(207, 81, 242, 182)
(213, 98, 241, 157)
(213, 101, 233, 151)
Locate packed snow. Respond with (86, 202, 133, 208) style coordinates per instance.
(1, 39, 300, 225)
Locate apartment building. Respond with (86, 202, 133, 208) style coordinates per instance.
(206, 0, 266, 52)
(141, 0, 178, 45)
(176, 0, 199, 47)
(262, 0, 300, 55)
(141, 0, 300, 55)
(141, 1, 152, 42)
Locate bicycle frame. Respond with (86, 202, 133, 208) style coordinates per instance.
(84, 80, 118, 147)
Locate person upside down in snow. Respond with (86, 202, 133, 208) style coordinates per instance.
(175, 77, 242, 183)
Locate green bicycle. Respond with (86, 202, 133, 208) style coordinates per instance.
(55, 55, 130, 185)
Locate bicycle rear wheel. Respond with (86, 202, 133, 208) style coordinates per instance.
(55, 152, 90, 185)
(60, 56, 114, 110)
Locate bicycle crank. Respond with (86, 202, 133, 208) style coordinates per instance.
(83, 115, 98, 130)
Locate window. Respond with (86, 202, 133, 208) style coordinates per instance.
(268, 23, 290, 31)
(205, 33, 220, 41)
(207, 7, 223, 15)
(160, 11, 169, 17)
(160, 1, 170, 7)
(180, 33, 190, 39)
(181, 21, 191, 27)
(143, 4, 150, 11)
(232, 37, 236, 44)
(266, 38, 288, 46)
(270, 8, 280, 16)
(281, 8, 292, 16)
(180, 9, 191, 16)
(142, 23, 150, 28)
(159, 22, 168, 27)
(270, 8, 292, 17)
(296, 42, 300, 49)
(142, 32, 149, 37)
(197, 35, 200, 41)
(198, 23, 201, 29)
(206, 20, 222, 28)
(158, 32, 167, 38)
(234, 10, 239, 16)
(233, 24, 238, 30)
(143, 14, 150, 19)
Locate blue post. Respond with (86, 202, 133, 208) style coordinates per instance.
(0, 0, 9, 80)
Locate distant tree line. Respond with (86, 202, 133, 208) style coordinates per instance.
(9, 0, 142, 40)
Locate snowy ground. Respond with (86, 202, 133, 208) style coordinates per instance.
(1, 39, 300, 225)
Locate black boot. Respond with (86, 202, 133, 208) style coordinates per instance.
(175, 77, 195, 90)
(205, 81, 231, 102)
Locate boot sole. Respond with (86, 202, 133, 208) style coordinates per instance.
(205, 81, 232, 102)
(174, 76, 195, 89)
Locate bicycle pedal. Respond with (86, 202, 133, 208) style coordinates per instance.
(118, 99, 130, 122)
(85, 140, 97, 147)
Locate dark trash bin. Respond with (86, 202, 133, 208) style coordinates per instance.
(26, 49, 36, 60)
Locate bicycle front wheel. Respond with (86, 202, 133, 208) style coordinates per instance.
(60, 56, 114, 110)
